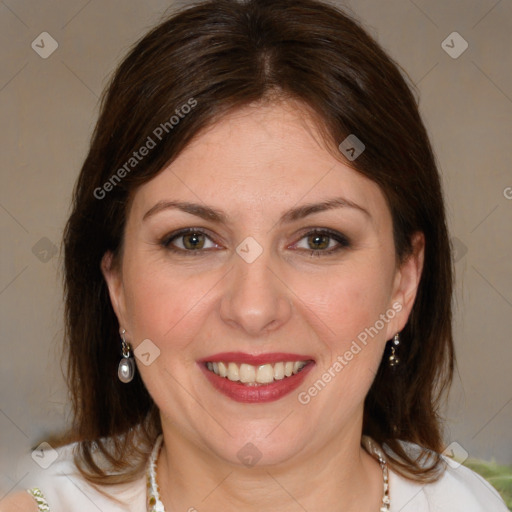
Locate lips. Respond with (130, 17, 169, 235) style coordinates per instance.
(199, 352, 315, 365)
(197, 352, 315, 403)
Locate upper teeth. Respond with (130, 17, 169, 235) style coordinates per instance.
(206, 361, 308, 384)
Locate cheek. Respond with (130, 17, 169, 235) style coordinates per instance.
(122, 258, 211, 350)
(293, 264, 394, 413)
(121, 263, 214, 407)
(294, 260, 394, 345)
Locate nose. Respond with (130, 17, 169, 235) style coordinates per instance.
(219, 244, 292, 337)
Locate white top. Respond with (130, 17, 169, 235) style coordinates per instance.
(22, 438, 509, 512)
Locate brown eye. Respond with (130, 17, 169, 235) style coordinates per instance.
(161, 228, 219, 254)
(293, 229, 351, 256)
(182, 232, 206, 250)
(307, 233, 330, 251)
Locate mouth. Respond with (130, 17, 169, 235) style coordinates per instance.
(205, 360, 310, 384)
(198, 352, 315, 403)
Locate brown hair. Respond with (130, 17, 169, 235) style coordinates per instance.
(63, 0, 454, 485)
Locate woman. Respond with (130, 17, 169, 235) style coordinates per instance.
(2, 0, 508, 510)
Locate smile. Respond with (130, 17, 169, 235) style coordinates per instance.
(198, 352, 315, 403)
(205, 360, 309, 385)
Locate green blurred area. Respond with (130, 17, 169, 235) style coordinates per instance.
(463, 459, 512, 510)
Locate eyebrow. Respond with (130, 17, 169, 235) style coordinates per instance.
(142, 197, 370, 224)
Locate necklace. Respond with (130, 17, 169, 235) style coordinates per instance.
(146, 435, 390, 511)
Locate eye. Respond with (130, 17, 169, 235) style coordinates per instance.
(161, 228, 220, 254)
(292, 229, 350, 256)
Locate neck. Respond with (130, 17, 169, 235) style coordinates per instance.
(155, 420, 384, 512)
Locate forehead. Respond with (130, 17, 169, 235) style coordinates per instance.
(130, 101, 389, 224)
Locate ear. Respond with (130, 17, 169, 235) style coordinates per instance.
(386, 232, 425, 338)
(100, 250, 128, 329)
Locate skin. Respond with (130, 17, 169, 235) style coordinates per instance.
(0, 492, 39, 512)
(94, 100, 424, 512)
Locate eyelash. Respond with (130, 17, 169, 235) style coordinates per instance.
(160, 228, 350, 257)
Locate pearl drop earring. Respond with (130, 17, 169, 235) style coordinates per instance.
(118, 328, 135, 383)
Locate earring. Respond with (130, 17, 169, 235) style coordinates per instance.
(388, 332, 400, 367)
(118, 328, 135, 383)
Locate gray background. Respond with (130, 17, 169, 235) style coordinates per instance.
(1, 0, 511, 497)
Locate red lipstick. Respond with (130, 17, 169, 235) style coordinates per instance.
(198, 352, 315, 366)
(197, 352, 315, 403)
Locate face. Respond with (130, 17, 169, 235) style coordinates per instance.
(102, 100, 423, 468)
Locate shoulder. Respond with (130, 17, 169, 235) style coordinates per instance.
(0, 491, 39, 512)
(17, 441, 146, 512)
(387, 441, 509, 512)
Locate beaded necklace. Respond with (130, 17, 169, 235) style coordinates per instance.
(146, 435, 390, 511)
